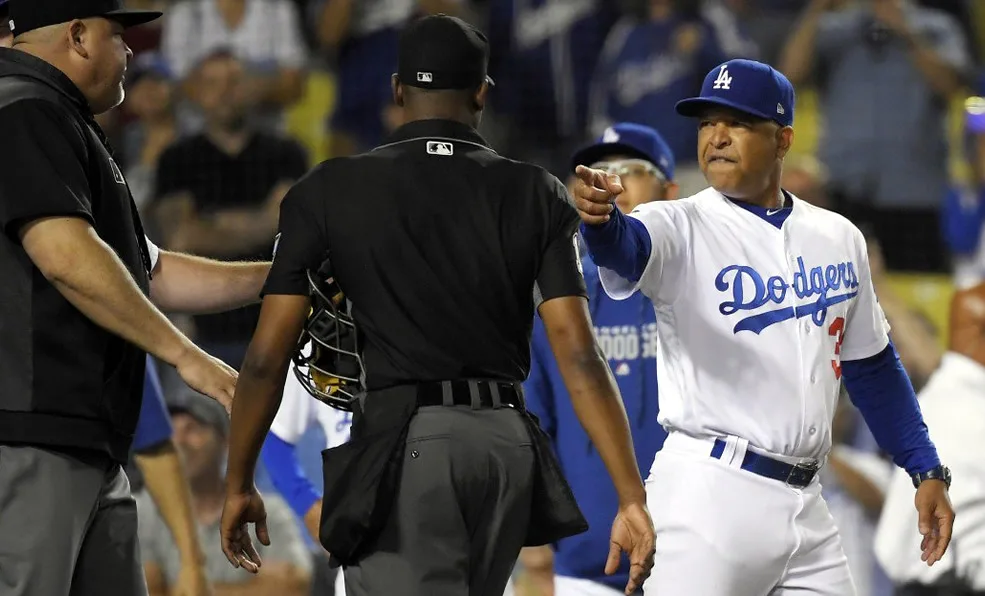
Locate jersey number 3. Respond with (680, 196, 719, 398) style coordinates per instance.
(828, 316, 846, 380)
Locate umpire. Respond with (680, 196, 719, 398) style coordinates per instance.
(220, 13, 655, 596)
(0, 1, 262, 595)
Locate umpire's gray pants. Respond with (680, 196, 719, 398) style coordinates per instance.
(0, 445, 147, 596)
(343, 406, 535, 596)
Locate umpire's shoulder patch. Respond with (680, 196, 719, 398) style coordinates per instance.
(426, 141, 454, 156)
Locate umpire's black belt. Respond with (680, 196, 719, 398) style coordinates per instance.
(710, 438, 820, 489)
(416, 380, 522, 410)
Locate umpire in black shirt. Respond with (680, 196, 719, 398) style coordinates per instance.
(220, 14, 655, 596)
(0, 1, 279, 595)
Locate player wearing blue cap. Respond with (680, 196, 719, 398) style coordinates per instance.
(571, 58, 954, 595)
(520, 122, 675, 596)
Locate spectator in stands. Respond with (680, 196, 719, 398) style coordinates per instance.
(138, 391, 312, 596)
(315, 0, 464, 157)
(150, 49, 308, 370)
(820, 389, 894, 596)
(942, 92, 985, 289)
(161, 0, 308, 125)
(875, 281, 985, 595)
(486, 0, 619, 178)
(780, 0, 972, 273)
(712, 0, 804, 64)
(587, 0, 748, 197)
(122, 52, 178, 214)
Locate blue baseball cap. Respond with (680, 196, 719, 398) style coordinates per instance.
(676, 59, 795, 127)
(570, 122, 675, 180)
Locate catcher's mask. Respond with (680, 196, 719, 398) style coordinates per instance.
(292, 258, 364, 412)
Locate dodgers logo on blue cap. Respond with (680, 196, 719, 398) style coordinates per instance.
(570, 122, 675, 181)
(675, 59, 795, 128)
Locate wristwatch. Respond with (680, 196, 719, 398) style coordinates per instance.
(911, 464, 951, 489)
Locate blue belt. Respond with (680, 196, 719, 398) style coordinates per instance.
(710, 439, 819, 488)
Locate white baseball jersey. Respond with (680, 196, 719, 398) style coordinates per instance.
(599, 188, 890, 460)
(270, 364, 353, 449)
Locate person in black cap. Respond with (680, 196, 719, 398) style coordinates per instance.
(219, 13, 655, 596)
(0, 1, 279, 595)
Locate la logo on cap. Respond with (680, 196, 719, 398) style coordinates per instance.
(713, 65, 732, 90)
(602, 127, 620, 143)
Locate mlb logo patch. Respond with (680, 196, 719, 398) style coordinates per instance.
(417, 72, 433, 83)
(426, 141, 454, 156)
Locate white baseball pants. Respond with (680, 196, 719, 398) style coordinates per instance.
(642, 432, 857, 596)
(554, 575, 626, 595)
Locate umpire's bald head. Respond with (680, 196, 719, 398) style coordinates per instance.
(390, 14, 494, 128)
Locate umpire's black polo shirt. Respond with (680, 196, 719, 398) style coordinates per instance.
(0, 49, 152, 463)
(264, 118, 586, 390)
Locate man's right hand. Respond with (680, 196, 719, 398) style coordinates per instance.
(176, 349, 237, 412)
(572, 165, 624, 225)
(606, 500, 656, 595)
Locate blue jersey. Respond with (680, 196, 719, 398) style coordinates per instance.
(132, 355, 173, 453)
(524, 253, 666, 590)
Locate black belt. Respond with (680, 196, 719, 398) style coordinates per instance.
(416, 380, 523, 410)
(710, 439, 820, 489)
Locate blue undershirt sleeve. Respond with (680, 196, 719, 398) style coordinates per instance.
(841, 340, 940, 476)
(579, 209, 652, 283)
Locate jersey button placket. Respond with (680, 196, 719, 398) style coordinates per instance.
(785, 231, 810, 454)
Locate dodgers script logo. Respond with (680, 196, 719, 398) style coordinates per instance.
(715, 257, 859, 334)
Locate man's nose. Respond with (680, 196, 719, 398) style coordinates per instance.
(708, 123, 731, 148)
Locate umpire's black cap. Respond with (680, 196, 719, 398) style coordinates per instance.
(397, 14, 494, 90)
(7, 0, 161, 37)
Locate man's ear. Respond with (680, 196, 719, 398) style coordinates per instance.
(776, 126, 794, 160)
(474, 79, 490, 112)
(391, 74, 404, 107)
(67, 20, 89, 59)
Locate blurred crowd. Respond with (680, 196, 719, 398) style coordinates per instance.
(62, 0, 985, 595)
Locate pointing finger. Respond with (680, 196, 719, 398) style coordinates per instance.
(573, 177, 618, 206)
(574, 164, 603, 185)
